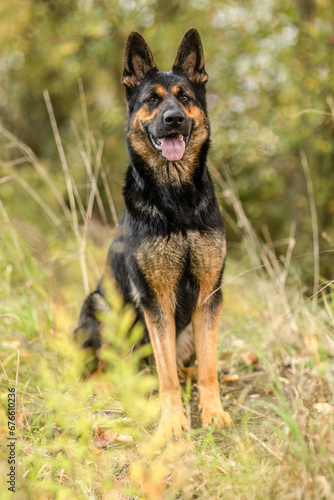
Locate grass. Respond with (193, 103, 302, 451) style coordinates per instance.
(0, 106, 334, 499)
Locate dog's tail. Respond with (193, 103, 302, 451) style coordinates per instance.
(73, 285, 109, 374)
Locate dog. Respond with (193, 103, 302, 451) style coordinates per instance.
(75, 28, 232, 438)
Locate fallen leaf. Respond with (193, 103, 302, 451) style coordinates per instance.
(115, 434, 134, 444)
(2, 341, 20, 350)
(224, 393, 235, 399)
(232, 340, 244, 348)
(222, 374, 240, 383)
(240, 351, 258, 366)
(312, 402, 334, 415)
(278, 376, 290, 385)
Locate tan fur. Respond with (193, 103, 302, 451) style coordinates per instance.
(143, 295, 189, 437)
(188, 230, 226, 304)
(135, 230, 225, 307)
(135, 233, 188, 306)
(155, 85, 167, 98)
(171, 83, 181, 96)
(191, 303, 232, 427)
(134, 228, 230, 431)
(170, 83, 195, 100)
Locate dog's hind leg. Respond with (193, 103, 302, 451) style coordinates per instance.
(176, 325, 196, 379)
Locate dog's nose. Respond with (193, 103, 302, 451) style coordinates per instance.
(163, 110, 185, 126)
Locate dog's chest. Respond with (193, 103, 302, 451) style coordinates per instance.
(134, 230, 226, 302)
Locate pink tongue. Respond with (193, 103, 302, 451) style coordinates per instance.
(161, 137, 186, 161)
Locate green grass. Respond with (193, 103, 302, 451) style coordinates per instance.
(1, 120, 334, 499)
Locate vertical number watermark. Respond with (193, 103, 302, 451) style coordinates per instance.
(7, 387, 16, 492)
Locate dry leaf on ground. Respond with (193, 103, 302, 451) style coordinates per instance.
(222, 374, 240, 383)
(240, 351, 258, 366)
(312, 402, 334, 415)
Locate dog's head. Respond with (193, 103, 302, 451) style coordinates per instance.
(122, 28, 209, 169)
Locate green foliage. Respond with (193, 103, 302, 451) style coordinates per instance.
(1, 0, 334, 282)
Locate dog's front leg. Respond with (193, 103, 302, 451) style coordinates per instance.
(192, 297, 232, 429)
(143, 301, 190, 439)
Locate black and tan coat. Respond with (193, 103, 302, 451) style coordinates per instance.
(76, 28, 232, 438)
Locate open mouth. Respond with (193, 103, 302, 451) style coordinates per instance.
(149, 133, 189, 161)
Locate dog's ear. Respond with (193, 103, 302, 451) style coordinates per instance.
(173, 28, 208, 86)
(122, 31, 157, 89)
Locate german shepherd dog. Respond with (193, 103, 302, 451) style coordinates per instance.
(76, 28, 232, 438)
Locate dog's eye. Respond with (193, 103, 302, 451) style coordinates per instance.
(146, 96, 156, 103)
(181, 95, 189, 102)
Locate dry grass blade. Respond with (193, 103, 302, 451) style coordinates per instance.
(43, 90, 79, 235)
(11, 171, 62, 228)
(44, 89, 89, 293)
(282, 280, 334, 319)
(300, 150, 319, 315)
(100, 166, 119, 227)
(0, 123, 72, 222)
(0, 360, 11, 382)
(78, 77, 92, 166)
(281, 222, 297, 287)
(70, 119, 108, 226)
(82, 143, 107, 225)
(207, 161, 299, 332)
(249, 432, 283, 462)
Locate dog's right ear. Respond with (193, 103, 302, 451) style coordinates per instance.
(122, 31, 157, 89)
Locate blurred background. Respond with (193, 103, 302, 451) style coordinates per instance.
(0, 0, 333, 291)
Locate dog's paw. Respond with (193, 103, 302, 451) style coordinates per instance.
(201, 403, 232, 429)
(157, 410, 190, 441)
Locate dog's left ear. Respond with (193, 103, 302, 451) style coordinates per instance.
(173, 28, 208, 86)
(122, 31, 157, 89)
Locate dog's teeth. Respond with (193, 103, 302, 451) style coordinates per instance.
(179, 134, 183, 141)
